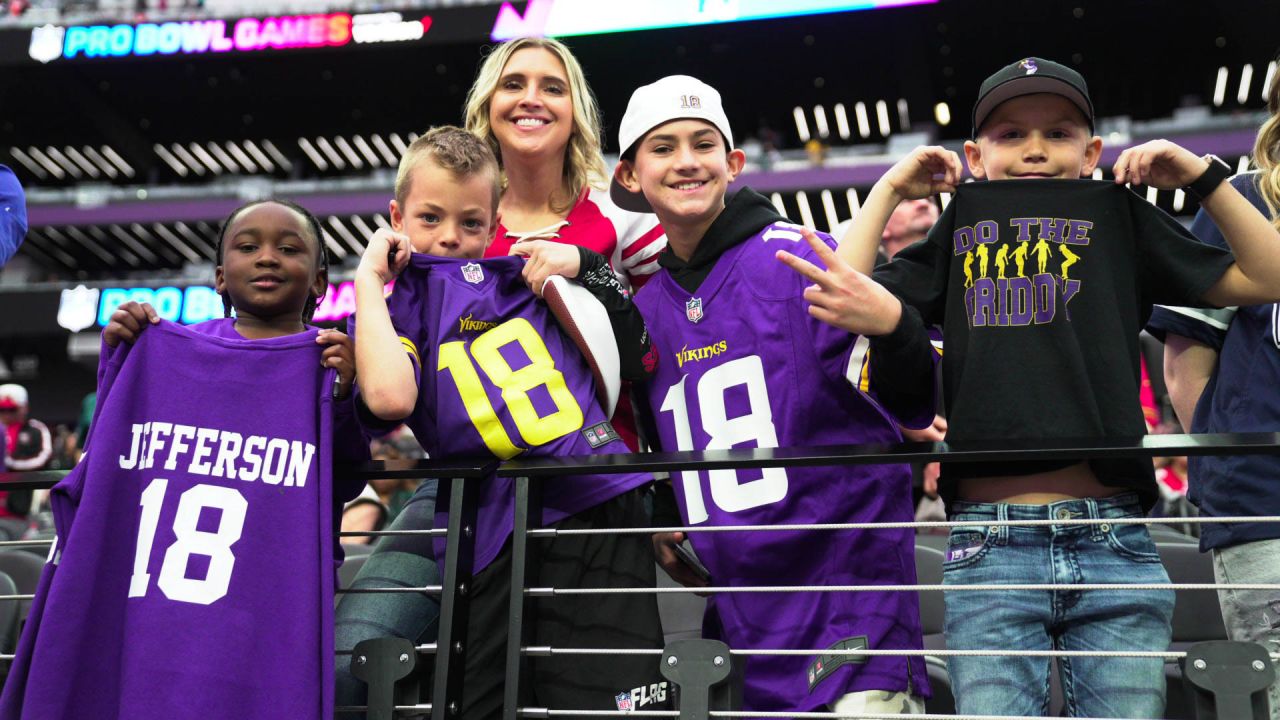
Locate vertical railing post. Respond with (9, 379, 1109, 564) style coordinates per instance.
(430, 476, 479, 720)
(502, 475, 543, 720)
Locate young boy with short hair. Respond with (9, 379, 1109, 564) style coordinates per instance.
(829, 57, 1280, 717)
(613, 75, 939, 714)
(351, 125, 667, 719)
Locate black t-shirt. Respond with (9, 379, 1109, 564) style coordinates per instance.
(874, 179, 1235, 510)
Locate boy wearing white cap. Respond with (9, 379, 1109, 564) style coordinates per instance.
(614, 75, 939, 714)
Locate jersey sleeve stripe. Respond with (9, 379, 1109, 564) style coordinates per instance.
(844, 336, 872, 392)
(1158, 304, 1235, 330)
(399, 336, 421, 368)
(620, 225, 666, 262)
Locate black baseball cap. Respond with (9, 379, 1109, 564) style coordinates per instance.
(971, 57, 1095, 138)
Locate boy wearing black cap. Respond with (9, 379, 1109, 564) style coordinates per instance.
(815, 57, 1280, 716)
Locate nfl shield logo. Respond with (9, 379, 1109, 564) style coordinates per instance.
(461, 262, 484, 284)
(614, 692, 634, 711)
(57, 285, 100, 332)
(29, 25, 65, 64)
(685, 297, 704, 323)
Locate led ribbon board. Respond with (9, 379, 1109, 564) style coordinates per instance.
(490, 0, 936, 40)
(27, 12, 429, 63)
(56, 281, 373, 331)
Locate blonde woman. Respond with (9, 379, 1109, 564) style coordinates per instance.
(466, 37, 665, 292)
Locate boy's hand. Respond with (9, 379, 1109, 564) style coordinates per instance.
(317, 329, 355, 399)
(103, 302, 159, 347)
(881, 146, 963, 201)
(776, 227, 903, 336)
(652, 531, 711, 591)
(510, 240, 580, 298)
(358, 228, 412, 284)
(1112, 140, 1209, 189)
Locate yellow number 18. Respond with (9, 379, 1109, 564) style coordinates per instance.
(437, 318, 585, 459)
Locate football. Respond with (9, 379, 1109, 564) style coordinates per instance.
(543, 275, 622, 417)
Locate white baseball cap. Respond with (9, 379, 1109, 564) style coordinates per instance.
(610, 75, 735, 213)
(0, 384, 27, 410)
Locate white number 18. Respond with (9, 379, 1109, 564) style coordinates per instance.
(659, 355, 788, 524)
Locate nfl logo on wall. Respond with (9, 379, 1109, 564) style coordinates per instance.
(57, 285, 100, 332)
(614, 692, 634, 711)
(685, 297, 704, 323)
(461, 262, 484, 284)
(29, 24, 65, 64)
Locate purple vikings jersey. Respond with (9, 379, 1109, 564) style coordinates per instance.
(0, 321, 336, 720)
(636, 224, 933, 711)
(370, 254, 651, 573)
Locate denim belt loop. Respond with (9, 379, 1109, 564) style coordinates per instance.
(1084, 497, 1104, 541)
(995, 503, 1010, 545)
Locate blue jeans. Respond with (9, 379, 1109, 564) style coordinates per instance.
(943, 494, 1174, 717)
(334, 478, 440, 716)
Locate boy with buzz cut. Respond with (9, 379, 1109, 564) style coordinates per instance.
(613, 75, 940, 714)
(826, 57, 1280, 717)
(351, 125, 667, 719)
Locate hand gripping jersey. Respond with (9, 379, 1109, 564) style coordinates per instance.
(0, 321, 336, 720)
(636, 224, 931, 711)
(373, 254, 652, 573)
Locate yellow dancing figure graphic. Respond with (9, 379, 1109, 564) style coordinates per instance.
(1033, 237, 1052, 274)
(1059, 244, 1080, 280)
(976, 243, 990, 279)
(995, 244, 1010, 280)
(963, 250, 975, 288)
(1012, 241, 1029, 277)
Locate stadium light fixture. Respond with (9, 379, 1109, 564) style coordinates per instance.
(769, 193, 787, 217)
(26, 147, 66, 179)
(241, 140, 274, 172)
(792, 107, 811, 143)
(796, 191, 815, 229)
(205, 142, 241, 173)
(353, 136, 382, 167)
(80, 146, 119, 179)
(854, 102, 871, 139)
(170, 144, 208, 176)
(834, 103, 851, 140)
(933, 102, 951, 127)
(259, 140, 292, 172)
(820, 189, 838, 231)
(9, 147, 49, 179)
(333, 136, 364, 169)
(371, 134, 399, 165)
(897, 99, 911, 132)
(875, 100, 891, 136)
(44, 147, 84, 178)
(846, 188, 860, 216)
(1239, 64, 1253, 104)
(100, 145, 136, 177)
(1213, 66, 1228, 107)
(314, 137, 346, 169)
(813, 105, 830, 139)
(223, 141, 259, 173)
(327, 216, 364, 254)
(297, 137, 329, 171)
(62, 146, 102, 178)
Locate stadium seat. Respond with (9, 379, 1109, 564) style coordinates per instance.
(655, 563, 706, 645)
(340, 542, 376, 558)
(337, 553, 370, 597)
(1158, 542, 1227, 720)
(0, 571, 19, 654)
(0, 551, 46, 631)
(913, 544, 954, 713)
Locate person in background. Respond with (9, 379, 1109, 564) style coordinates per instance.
(1146, 55, 1280, 719)
(0, 165, 27, 268)
(0, 384, 45, 539)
